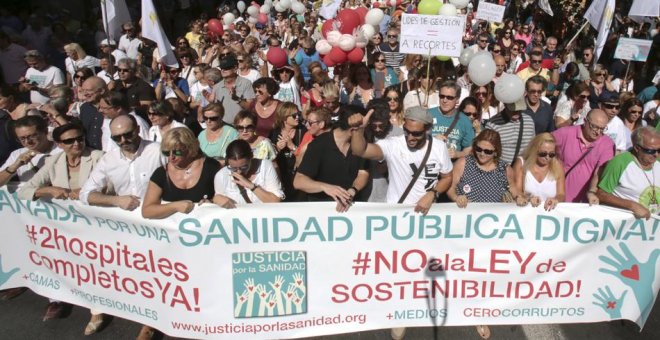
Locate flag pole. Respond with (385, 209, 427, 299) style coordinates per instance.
(101, 0, 115, 78)
(424, 46, 432, 108)
(621, 61, 631, 93)
(566, 21, 589, 51)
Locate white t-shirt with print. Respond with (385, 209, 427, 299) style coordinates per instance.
(25, 66, 65, 104)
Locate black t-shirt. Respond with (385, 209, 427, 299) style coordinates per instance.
(79, 102, 104, 150)
(150, 157, 221, 202)
(523, 100, 556, 134)
(297, 131, 367, 201)
(114, 78, 156, 117)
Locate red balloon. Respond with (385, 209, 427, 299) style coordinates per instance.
(258, 13, 268, 24)
(321, 19, 335, 39)
(323, 54, 336, 67)
(267, 47, 288, 69)
(347, 48, 365, 64)
(354, 7, 368, 25)
(373, 2, 380, 8)
(207, 19, 224, 39)
(328, 46, 348, 64)
(336, 9, 360, 34)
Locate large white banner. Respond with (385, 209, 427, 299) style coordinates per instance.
(400, 14, 466, 57)
(0, 189, 658, 339)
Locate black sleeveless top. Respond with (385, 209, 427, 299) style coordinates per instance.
(150, 157, 221, 202)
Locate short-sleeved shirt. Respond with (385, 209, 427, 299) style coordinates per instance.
(113, 78, 156, 116)
(0, 144, 63, 184)
(485, 113, 536, 165)
(198, 126, 238, 159)
(212, 77, 255, 124)
(599, 152, 660, 213)
(523, 100, 555, 134)
(428, 109, 474, 152)
(552, 125, 615, 202)
(297, 131, 367, 201)
(25, 65, 65, 104)
(150, 157, 220, 202)
(214, 159, 284, 203)
(376, 135, 453, 204)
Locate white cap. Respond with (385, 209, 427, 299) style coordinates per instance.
(100, 39, 116, 46)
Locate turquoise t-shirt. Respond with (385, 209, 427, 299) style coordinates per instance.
(428, 108, 475, 151)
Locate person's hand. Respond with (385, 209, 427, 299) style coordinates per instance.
(68, 189, 80, 200)
(515, 195, 528, 207)
(114, 195, 140, 210)
(587, 191, 599, 205)
(13, 150, 37, 170)
(347, 109, 372, 129)
(321, 184, 352, 206)
(159, 70, 167, 82)
(456, 194, 469, 208)
(175, 200, 194, 214)
(414, 191, 435, 215)
(435, 134, 448, 141)
(630, 202, 651, 220)
(592, 286, 627, 319)
(232, 172, 254, 189)
(45, 187, 70, 199)
(544, 197, 558, 211)
(530, 196, 542, 207)
(214, 195, 237, 209)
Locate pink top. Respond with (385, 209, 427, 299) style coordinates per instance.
(552, 125, 615, 203)
(514, 33, 532, 45)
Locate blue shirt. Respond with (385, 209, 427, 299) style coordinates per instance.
(428, 109, 475, 151)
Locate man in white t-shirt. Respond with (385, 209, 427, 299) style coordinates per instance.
(599, 92, 629, 152)
(598, 126, 660, 220)
(117, 22, 141, 59)
(19, 50, 65, 104)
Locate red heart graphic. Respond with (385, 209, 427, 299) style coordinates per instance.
(620, 264, 640, 281)
(269, 302, 274, 307)
(295, 299, 300, 303)
(275, 283, 280, 288)
(296, 280, 302, 285)
(287, 293, 292, 297)
(261, 293, 266, 297)
(240, 297, 245, 301)
(248, 286, 254, 291)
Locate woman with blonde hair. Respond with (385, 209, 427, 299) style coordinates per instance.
(399, 54, 422, 82)
(236, 50, 260, 84)
(142, 127, 220, 219)
(63, 43, 100, 87)
(512, 133, 565, 211)
(587, 64, 615, 108)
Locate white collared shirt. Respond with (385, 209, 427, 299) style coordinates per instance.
(101, 112, 151, 152)
(0, 144, 63, 185)
(79, 140, 166, 204)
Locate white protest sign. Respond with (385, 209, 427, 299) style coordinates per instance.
(475, 1, 506, 23)
(614, 37, 653, 61)
(400, 13, 466, 57)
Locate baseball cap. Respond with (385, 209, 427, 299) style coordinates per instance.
(219, 55, 238, 70)
(404, 106, 433, 125)
(598, 91, 619, 103)
(255, 23, 265, 29)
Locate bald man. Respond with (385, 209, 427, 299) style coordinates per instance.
(493, 55, 506, 82)
(79, 76, 108, 150)
(79, 114, 165, 209)
(552, 109, 615, 203)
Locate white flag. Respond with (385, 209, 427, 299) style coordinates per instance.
(584, 0, 615, 63)
(538, 0, 554, 16)
(141, 0, 178, 68)
(100, 0, 131, 42)
(628, 0, 660, 23)
(319, 0, 341, 19)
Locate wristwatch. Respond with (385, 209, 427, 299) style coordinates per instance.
(427, 187, 440, 199)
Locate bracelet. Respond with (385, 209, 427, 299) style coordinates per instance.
(587, 190, 597, 195)
(4, 167, 16, 174)
(349, 186, 358, 194)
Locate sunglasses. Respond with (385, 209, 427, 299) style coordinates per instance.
(637, 144, 660, 155)
(527, 90, 543, 95)
(493, 49, 501, 53)
(578, 94, 589, 99)
(60, 135, 85, 145)
(203, 115, 221, 121)
(463, 111, 479, 117)
(237, 59, 245, 62)
(596, 72, 606, 76)
(479, 39, 488, 43)
(148, 111, 165, 116)
(289, 112, 301, 119)
(110, 130, 134, 143)
(117, 68, 131, 73)
(162, 149, 184, 157)
(387, 35, 397, 38)
(628, 110, 643, 114)
(376, 59, 386, 62)
(603, 103, 620, 110)
(439, 94, 456, 100)
(236, 124, 255, 132)
(305, 120, 320, 126)
(475, 91, 487, 97)
(403, 128, 425, 138)
(537, 151, 556, 158)
(74, 74, 85, 79)
(531, 59, 542, 64)
(474, 145, 495, 155)
(387, 96, 399, 102)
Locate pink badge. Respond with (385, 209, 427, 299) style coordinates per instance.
(463, 184, 471, 193)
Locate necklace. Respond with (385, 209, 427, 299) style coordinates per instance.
(67, 157, 81, 168)
(173, 159, 197, 177)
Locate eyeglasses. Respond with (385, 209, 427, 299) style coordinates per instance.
(586, 120, 608, 133)
(537, 151, 556, 158)
(305, 120, 320, 126)
(512, 47, 519, 51)
(236, 124, 255, 132)
(493, 49, 501, 54)
(527, 89, 543, 95)
(403, 128, 425, 138)
(439, 94, 456, 100)
(289, 112, 301, 120)
(637, 144, 660, 155)
(110, 130, 134, 143)
(161, 149, 184, 157)
(117, 68, 131, 73)
(505, 31, 512, 34)
(479, 39, 488, 43)
(603, 103, 620, 110)
(203, 115, 221, 121)
(475, 91, 487, 97)
(474, 145, 496, 155)
(628, 110, 643, 114)
(531, 59, 542, 64)
(237, 59, 245, 62)
(60, 135, 85, 145)
(227, 163, 250, 172)
(74, 74, 85, 79)
(595, 72, 606, 76)
(387, 96, 399, 102)
(17, 133, 41, 143)
(180, 55, 190, 59)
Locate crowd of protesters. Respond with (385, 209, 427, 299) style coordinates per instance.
(0, 0, 659, 339)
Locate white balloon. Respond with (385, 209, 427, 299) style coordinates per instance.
(438, 4, 457, 16)
(355, 39, 367, 49)
(315, 39, 332, 55)
(274, 3, 285, 12)
(237, 1, 246, 13)
(222, 13, 236, 25)
(260, 5, 271, 14)
(327, 31, 342, 47)
(494, 74, 525, 104)
(360, 25, 376, 40)
(458, 48, 474, 66)
(280, 0, 291, 10)
(338, 34, 356, 51)
(247, 6, 259, 17)
(468, 54, 496, 86)
(449, 0, 469, 10)
(292, 2, 306, 14)
(365, 9, 384, 26)
(264, 0, 273, 6)
(248, 17, 258, 24)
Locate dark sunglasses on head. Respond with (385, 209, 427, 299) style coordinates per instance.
(403, 128, 425, 138)
(474, 145, 496, 155)
(60, 135, 85, 145)
(110, 130, 134, 143)
(162, 149, 184, 157)
(637, 144, 660, 155)
(537, 151, 556, 158)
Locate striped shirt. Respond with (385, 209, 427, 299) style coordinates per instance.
(485, 113, 536, 165)
(379, 43, 405, 71)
